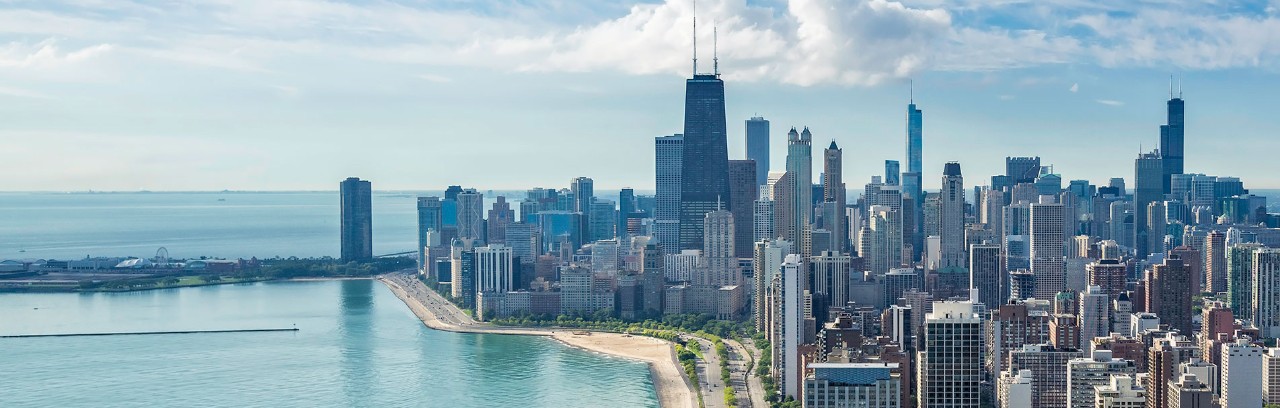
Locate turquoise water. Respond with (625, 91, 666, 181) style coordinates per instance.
(0, 280, 659, 407)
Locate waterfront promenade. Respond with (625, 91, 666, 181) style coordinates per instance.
(379, 273, 697, 408)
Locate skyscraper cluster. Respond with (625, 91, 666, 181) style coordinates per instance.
(349, 32, 1280, 408)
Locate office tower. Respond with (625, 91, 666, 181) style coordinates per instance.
(1219, 337, 1263, 408)
(1005, 157, 1041, 184)
(617, 188, 635, 243)
(970, 244, 1002, 309)
(1147, 334, 1199, 408)
(655, 134, 684, 248)
(1228, 243, 1263, 321)
(589, 199, 616, 242)
(456, 189, 485, 244)
(571, 177, 594, 239)
(678, 66, 730, 253)
(866, 205, 902, 274)
(339, 177, 373, 261)
(884, 160, 901, 186)
(486, 196, 514, 245)
(1161, 90, 1185, 194)
(1147, 256, 1193, 334)
(1147, 201, 1167, 257)
(1008, 270, 1036, 300)
(904, 98, 924, 262)
(1094, 374, 1146, 408)
(884, 268, 920, 308)
(1086, 259, 1127, 301)
(997, 369, 1033, 408)
(777, 254, 805, 399)
(917, 297, 982, 408)
(1167, 373, 1213, 408)
(940, 162, 966, 270)
(728, 160, 757, 258)
(449, 238, 477, 307)
(770, 171, 797, 251)
(1066, 350, 1136, 408)
(416, 196, 443, 270)
(823, 141, 846, 253)
(1204, 230, 1226, 294)
(701, 206, 737, 287)
(1078, 285, 1110, 349)
(786, 128, 814, 256)
(812, 250, 852, 312)
(473, 245, 514, 315)
(638, 238, 665, 314)
(1007, 344, 1084, 408)
(1135, 150, 1164, 259)
(745, 116, 770, 187)
(590, 239, 620, 276)
(1265, 348, 1280, 405)
(754, 239, 791, 331)
(754, 193, 775, 243)
(1255, 248, 1280, 337)
(536, 211, 582, 254)
(1030, 199, 1065, 299)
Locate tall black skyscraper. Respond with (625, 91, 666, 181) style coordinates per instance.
(1005, 156, 1041, 185)
(340, 177, 373, 261)
(618, 188, 635, 242)
(677, 68, 729, 250)
(1160, 87, 1185, 194)
(1134, 151, 1164, 259)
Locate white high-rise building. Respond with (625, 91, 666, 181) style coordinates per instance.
(1220, 337, 1264, 408)
(753, 191, 775, 243)
(1254, 248, 1280, 338)
(475, 244, 514, 294)
(918, 295, 983, 408)
(664, 250, 703, 282)
(997, 369, 1033, 408)
(1066, 349, 1136, 408)
(1095, 374, 1146, 408)
(875, 187, 905, 269)
(654, 134, 683, 249)
(589, 239, 619, 276)
(1030, 198, 1065, 299)
(754, 238, 792, 333)
(867, 205, 901, 274)
(701, 207, 737, 287)
(775, 254, 804, 399)
(1078, 285, 1110, 350)
(1264, 347, 1280, 405)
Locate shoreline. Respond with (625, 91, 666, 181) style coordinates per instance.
(378, 275, 696, 408)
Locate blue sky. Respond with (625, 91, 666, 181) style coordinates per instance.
(1, 0, 1279, 191)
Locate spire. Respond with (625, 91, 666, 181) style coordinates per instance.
(691, 0, 701, 75)
(711, 24, 721, 78)
(1178, 75, 1183, 99)
(909, 79, 914, 104)
(1169, 75, 1174, 100)
(828, 140, 838, 150)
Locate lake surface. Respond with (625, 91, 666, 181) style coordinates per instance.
(0, 280, 658, 408)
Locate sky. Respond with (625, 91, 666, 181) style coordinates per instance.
(1, 0, 1279, 192)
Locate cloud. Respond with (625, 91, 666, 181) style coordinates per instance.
(1069, 83, 1078, 92)
(417, 73, 453, 83)
(1095, 99, 1123, 106)
(0, 40, 113, 69)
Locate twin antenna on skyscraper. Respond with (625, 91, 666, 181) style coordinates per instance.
(691, 1, 719, 77)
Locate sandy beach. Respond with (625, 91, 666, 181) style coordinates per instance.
(379, 275, 696, 408)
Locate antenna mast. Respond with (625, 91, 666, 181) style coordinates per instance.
(713, 24, 719, 77)
(910, 79, 914, 104)
(691, 1, 701, 75)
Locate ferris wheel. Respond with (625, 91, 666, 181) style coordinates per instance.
(155, 247, 170, 265)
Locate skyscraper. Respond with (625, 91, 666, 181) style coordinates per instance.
(1148, 256, 1193, 334)
(786, 128, 813, 256)
(571, 177, 594, 242)
(1254, 248, 1280, 338)
(822, 141, 846, 254)
(416, 196, 443, 270)
(1228, 243, 1263, 321)
(486, 196, 514, 245)
(1078, 285, 1110, 350)
(728, 160, 757, 258)
(1031, 199, 1066, 299)
(746, 116, 770, 187)
(884, 160, 900, 186)
(701, 205, 737, 287)
(1221, 337, 1264, 408)
(617, 188, 635, 243)
(340, 177, 372, 261)
(1161, 89, 1185, 194)
(777, 254, 805, 399)
(904, 99, 924, 261)
(918, 297, 983, 408)
(1135, 150, 1164, 259)
(970, 244, 1002, 309)
(1205, 230, 1226, 294)
(678, 69, 730, 252)
(655, 134, 684, 248)
(940, 162, 966, 270)
(1066, 350, 1136, 408)
(456, 189, 485, 244)
(1006, 157, 1042, 185)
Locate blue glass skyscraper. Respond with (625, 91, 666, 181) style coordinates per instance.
(903, 97, 924, 259)
(884, 160, 900, 186)
(678, 72, 730, 251)
(746, 116, 770, 187)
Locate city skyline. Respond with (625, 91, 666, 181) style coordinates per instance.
(3, 1, 1280, 191)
